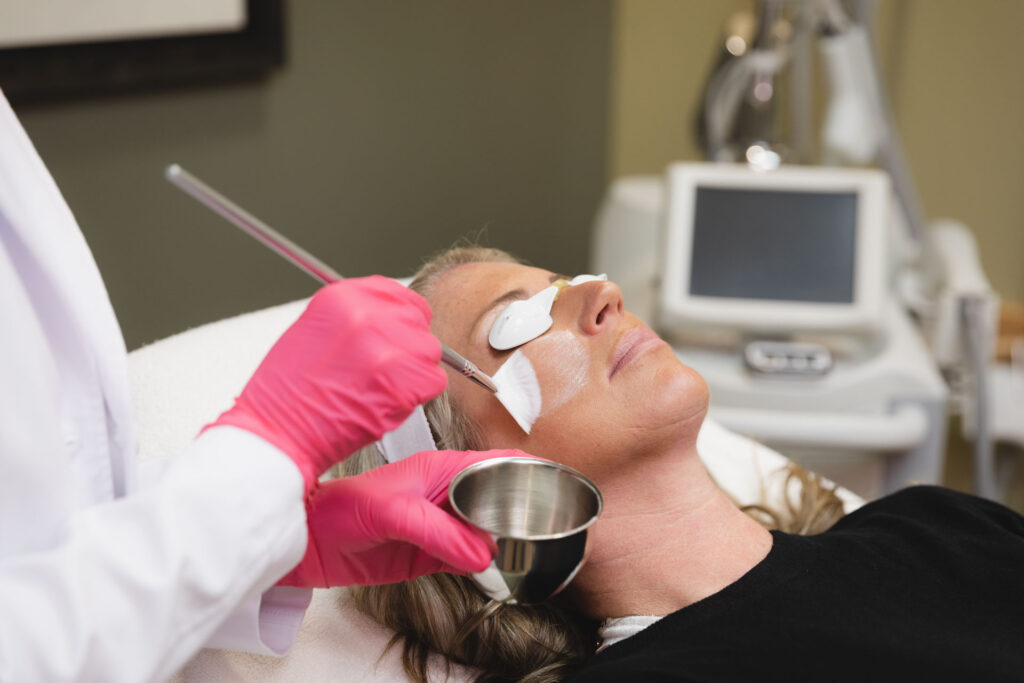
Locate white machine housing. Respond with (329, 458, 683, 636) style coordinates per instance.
(592, 171, 948, 500)
(660, 163, 890, 339)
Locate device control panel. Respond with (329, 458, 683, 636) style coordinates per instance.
(743, 340, 833, 377)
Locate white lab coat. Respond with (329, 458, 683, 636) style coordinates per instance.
(0, 90, 312, 681)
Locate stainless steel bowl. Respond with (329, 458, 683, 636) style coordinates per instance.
(448, 457, 603, 604)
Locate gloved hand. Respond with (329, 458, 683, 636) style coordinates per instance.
(207, 276, 447, 489)
(277, 450, 535, 588)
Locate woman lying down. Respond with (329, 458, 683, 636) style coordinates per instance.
(336, 247, 1024, 682)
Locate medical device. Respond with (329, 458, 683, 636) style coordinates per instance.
(593, 169, 948, 499)
(659, 163, 889, 341)
(589, 0, 1010, 500)
(164, 164, 500, 393)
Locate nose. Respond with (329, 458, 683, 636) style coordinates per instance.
(567, 280, 624, 335)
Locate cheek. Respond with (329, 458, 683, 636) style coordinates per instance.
(625, 348, 707, 406)
(625, 354, 709, 438)
(462, 343, 708, 481)
(520, 330, 591, 418)
(554, 352, 708, 467)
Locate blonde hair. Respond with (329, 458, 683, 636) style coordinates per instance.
(341, 245, 845, 682)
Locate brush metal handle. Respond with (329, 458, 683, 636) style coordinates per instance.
(166, 164, 343, 284)
(441, 347, 498, 393)
(166, 163, 498, 393)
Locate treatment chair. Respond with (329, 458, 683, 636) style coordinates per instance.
(128, 298, 864, 682)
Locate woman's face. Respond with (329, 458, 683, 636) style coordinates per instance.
(427, 261, 709, 482)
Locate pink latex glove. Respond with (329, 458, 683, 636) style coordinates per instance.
(207, 276, 447, 489)
(277, 450, 536, 588)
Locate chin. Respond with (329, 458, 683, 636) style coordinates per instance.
(640, 354, 709, 439)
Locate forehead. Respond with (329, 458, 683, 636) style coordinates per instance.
(427, 261, 554, 341)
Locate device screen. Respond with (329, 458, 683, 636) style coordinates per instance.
(688, 187, 858, 304)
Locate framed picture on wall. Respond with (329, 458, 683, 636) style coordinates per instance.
(0, 0, 284, 104)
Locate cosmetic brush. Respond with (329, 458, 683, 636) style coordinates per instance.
(491, 349, 542, 433)
(165, 164, 542, 430)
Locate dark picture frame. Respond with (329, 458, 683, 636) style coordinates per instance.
(0, 0, 284, 105)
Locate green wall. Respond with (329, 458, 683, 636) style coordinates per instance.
(14, 1, 614, 350)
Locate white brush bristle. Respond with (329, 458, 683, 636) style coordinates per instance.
(492, 349, 542, 434)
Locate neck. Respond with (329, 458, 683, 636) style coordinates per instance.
(570, 440, 773, 619)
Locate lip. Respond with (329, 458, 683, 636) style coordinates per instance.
(609, 325, 664, 378)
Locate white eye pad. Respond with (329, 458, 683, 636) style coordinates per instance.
(488, 273, 607, 351)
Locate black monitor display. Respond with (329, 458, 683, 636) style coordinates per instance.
(688, 187, 858, 304)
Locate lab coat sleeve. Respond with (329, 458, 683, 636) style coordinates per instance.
(136, 452, 314, 657)
(206, 584, 313, 655)
(0, 427, 308, 683)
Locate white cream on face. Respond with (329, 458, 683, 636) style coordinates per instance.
(487, 274, 605, 431)
(522, 330, 589, 418)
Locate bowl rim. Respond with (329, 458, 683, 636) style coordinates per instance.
(447, 456, 604, 541)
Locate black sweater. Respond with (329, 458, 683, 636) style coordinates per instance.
(566, 487, 1024, 682)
